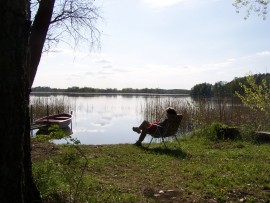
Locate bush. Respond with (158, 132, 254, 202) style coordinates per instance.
(192, 122, 241, 141)
(32, 124, 69, 142)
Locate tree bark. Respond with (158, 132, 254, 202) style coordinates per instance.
(29, 0, 55, 87)
(0, 1, 41, 202)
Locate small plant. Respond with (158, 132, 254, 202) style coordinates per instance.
(192, 122, 241, 141)
(208, 122, 225, 140)
(236, 75, 270, 130)
(32, 126, 90, 203)
(33, 146, 90, 202)
(33, 160, 63, 198)
(32, 124, 68, 142)
(48, 125, 68, 139)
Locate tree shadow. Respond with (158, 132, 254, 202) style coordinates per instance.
(139, 145, 189, 159)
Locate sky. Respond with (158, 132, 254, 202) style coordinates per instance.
(33, 0, 270, 90)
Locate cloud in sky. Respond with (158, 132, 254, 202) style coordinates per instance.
(102, 65, 113, 69)
(256, 51, 270, 56)
(142, 0, 185, 7)
(141, 0, 217, 8)
(34, 46, 270, 89)
(95, 59, 112, 64)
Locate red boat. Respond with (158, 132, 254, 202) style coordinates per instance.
(35, 113, 72, 128)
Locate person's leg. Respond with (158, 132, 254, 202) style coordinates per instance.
(139, 120, 150, 131)
(134, 121, 150, 146)
(137, 131, 147, 142)
(132, 120, 150, 134)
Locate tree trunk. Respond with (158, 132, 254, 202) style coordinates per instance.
(29, 0, 55, 87)
(0, 1, 41, 202)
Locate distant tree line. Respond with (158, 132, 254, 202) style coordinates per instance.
(31, 73, 270, 97)
(190, 73, 270, 97)
(31, 86, 191, 95)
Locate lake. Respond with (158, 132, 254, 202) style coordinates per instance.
(30, 94, 190, 145)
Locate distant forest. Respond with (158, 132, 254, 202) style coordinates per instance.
(190, 73, 270, 97)
(31, 86, 190, 95)
(31, 73, 270, 97)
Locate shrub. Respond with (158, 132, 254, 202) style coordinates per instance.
(192, 122, 241, 141)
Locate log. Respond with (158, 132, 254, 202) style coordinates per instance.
(254, 131, 270, 143)
(217, 127, 241, 140)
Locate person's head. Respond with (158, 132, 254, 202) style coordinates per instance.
(166, 107, 177, 117)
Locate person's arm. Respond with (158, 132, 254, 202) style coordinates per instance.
(157, 118, 168, 127)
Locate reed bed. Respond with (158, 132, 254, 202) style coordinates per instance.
(30, 96, 73, 122)
(141, 96, 194, 133)
(30, 95, 270, 137)
(141, 96, 270, 135)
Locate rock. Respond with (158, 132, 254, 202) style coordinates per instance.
(254, 131, 270, 143)
(217, 127, 241, 140)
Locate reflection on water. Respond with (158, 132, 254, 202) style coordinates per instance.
(30, 94, 190, 145)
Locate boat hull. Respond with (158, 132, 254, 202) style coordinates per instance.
(35, 113, 72, 128)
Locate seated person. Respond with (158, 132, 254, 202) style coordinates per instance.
(132, 107, 178, 146)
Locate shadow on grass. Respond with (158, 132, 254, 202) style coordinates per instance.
(140, 145, 188, 159)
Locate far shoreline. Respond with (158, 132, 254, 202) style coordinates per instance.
(30, 92, 190, 97)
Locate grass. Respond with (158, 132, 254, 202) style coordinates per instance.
(32, 137, 270, 202)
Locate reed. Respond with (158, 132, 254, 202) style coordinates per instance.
(141, 96, 270, 134)
(30, 96, 73, 121)
(141, 96, 195, 133)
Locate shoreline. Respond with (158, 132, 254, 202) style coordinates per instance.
(30, 91, 190, 97)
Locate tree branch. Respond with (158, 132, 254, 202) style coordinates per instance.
(29, 0, 56, 87)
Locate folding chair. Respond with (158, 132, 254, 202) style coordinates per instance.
(147, 114, 183, 148)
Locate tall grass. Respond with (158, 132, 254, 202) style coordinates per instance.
(30, 96, 73, 121)
(141, 96, 270, 134)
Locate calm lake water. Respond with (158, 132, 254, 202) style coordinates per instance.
(30, 94, 190, 145)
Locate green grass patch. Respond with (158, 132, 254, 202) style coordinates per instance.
(32, 138, 270, 202)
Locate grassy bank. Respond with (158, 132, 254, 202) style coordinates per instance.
(32, 137, 270, 203)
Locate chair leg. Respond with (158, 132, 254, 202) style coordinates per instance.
(161, 136, 167, 149)
(174, 135, 181, 148)
(147, 137, 154, 148)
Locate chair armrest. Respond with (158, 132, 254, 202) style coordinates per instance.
(152, 124, 164, 128)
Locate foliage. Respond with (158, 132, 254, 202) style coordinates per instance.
(32, 125, 68, 142)
(190, 82, 213, 97)
(33, 133, 90, 203)
(233, 0, 269, 20)
(213, 81, 230, 97)
(236, 75, 270, 114)
(192, 122, 226, 140)
(193, 121, 243, 141)
(33, 160, 63, 198)
(190, 73, 270, 98)
(33, 154, 89, 202)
